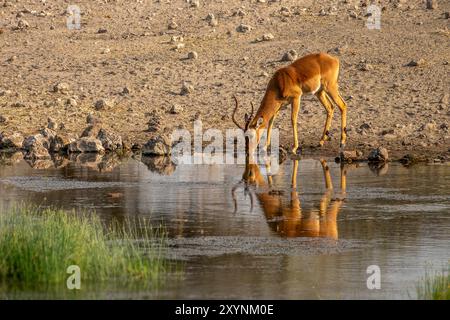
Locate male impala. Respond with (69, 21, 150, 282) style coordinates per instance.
(232, 52, 348, 154)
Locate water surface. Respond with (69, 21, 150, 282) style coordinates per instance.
(0, 153, 449, 299)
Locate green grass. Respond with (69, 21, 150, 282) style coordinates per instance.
(416, 266, 450, 300)
(0, 205, 167, 290)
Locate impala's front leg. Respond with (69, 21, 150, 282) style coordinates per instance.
(291, 96, 301, 154)
(265, 110, 279, 151)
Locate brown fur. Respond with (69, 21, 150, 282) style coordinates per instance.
(247, 52, 348, 153)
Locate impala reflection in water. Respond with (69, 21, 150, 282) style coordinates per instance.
(234, 157, 350, 239)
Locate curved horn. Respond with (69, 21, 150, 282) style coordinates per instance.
(245, 102, 255, 130)
(232, 96, 245, 131)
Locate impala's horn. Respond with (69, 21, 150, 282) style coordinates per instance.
(232, 96, 255, 131)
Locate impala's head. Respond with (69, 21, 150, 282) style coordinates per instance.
(231, 96, 266, 154)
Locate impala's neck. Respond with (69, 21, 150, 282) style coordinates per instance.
(249, 87, 280, 130)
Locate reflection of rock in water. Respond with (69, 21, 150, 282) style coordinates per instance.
(24, 158, 54, 169)
(368, 162, 389, 176)
(0, 152, 23, 166)
(68, 153, 121, 172)
(141, 156, 176, 176)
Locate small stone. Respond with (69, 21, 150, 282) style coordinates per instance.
(0, 115, 7, 123)
(97, 28, 107, 34)
(86, 114, 100, 125)
(440, 93, 449, 105)
(168, 20, 178, 30)
(368, 147, 389, 162)
(15, 19, 29, 30)
(206, 13, 218, 26)
(236, 24, 252, 33)
(53, 82, 70, 93)
(180, 82, 194, 95)
(47, 117, 58, 130)
(189, 0, 200, 8)
(66, 98, 77, 107)
(94, 99, 114, 110)
(426, 0, 438, 10)
(169, 104, 183, 114)
(187, 51, 198, 59)
(359, 63, 373, 71)
(406, 59, 426, 67)
(121, 87, 130, 95)
(282, 49, 298, 62)
(101, 48, 111, 54)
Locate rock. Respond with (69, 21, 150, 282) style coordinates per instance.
(359, 63, 373, 71)
(146, 111, 162, 132)
(168, 20, 178, 30)
(49, 134, 74, 153)
(426, 0, 438, 10)
(180, 82, 194, 95)
(97, 128, 123, 151)
(120, 87, 130, 95)
(86, 114, 100, 125)
(24, 142, 51, 160)
(94, 99, 114, 110)
(169, 104, 183, 114)
(22, 134, 44, 151)
(0, 115, 7, 123)
(339, 150, 363, 163)
(440, 93, 449, 105)
(236, 24, 252, 33)
(406, 59, 426, 67)
(206, 13, 218, 26)
(39, 127, 57, 140)
(187, 51, 198, 59)
(47, 117, 58, 130)
(142, 135, 172, 156)
(68, 137, 105, 153)
(189, 0, 200, 8)
(0, 89, 12, 96)
(66, 98, 77, 107)
(420, 121, 437, 132)
(0, 132, 24, 149)
(53, 82, 70, 93)
(15, 19, 29, 30)
(368, 147, 389, 162)
(282, 49, 298, 62)
(97, 28, 107, 34)
(81, 124, 101, 138)
(255, 33, 274, 42)
(399, 154, 427, 166)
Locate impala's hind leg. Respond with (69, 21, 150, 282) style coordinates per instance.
(326, 86, 348, 149)
(316, 90, 335, 147)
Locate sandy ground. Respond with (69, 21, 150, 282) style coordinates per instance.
(0, 0, 449, 159)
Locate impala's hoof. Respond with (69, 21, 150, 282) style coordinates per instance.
(319, 140, 325, 147)
(339, 143, 346, 152)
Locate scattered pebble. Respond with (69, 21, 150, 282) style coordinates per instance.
(236, 24, 252, 33)
(180, 82, 194, 95)
(187, 51, 198, 59)
(282, 49, 298, 62)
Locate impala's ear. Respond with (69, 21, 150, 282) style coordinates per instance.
(276, 69, 294, 98)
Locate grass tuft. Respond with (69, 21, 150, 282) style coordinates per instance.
(416, 266, 449, 300)
(0, 205, 167, 289)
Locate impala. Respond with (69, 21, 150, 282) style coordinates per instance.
(232, 52, 348, 154)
